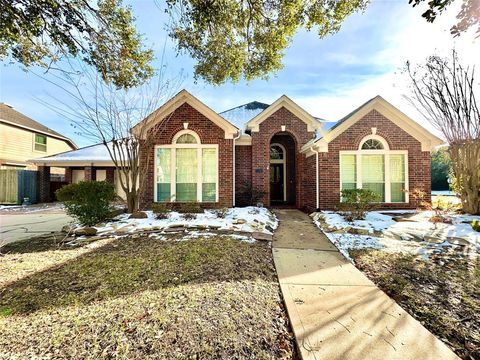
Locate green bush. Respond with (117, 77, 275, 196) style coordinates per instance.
(237, 181, 266, 206)
(178, 202, 203, 215)
(152, 203, 170, 219)
(339, 189, 381, 221)
(472, 220, 480, 232)
(56, 181, 116, 226)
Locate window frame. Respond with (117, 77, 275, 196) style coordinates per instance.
(339, 135, 409, 203)
(154, 130, 219, 203)
(34, 133, 47, 152)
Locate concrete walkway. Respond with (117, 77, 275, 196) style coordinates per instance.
(272, 209, 459, 360)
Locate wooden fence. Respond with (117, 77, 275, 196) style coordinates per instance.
(0, 170, 38, 204)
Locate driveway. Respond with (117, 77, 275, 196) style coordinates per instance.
(0, 204, 72, 246)
(272, 209, 459, 360)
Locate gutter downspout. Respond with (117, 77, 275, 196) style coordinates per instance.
(315, 147, 320, 211)
(232, 130, 242, 207)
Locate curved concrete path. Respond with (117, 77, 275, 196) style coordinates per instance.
(272, 209, 458, 360)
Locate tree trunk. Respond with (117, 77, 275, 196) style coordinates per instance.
(126, 191, 138, 213)
(449, 141, 480, 215)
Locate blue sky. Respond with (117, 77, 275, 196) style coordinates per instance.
(1, 0, 478, 147)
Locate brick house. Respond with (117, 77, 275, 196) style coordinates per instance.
(31, 90, 443, 211)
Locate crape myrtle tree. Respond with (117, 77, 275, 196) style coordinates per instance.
(40, 61, 183, 213)
(405, 50, 480, 214)
(1, 0, 154, 89)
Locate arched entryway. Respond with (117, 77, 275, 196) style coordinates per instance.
(269, 133, 296, 206)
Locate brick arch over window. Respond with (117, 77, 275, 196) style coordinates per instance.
(353, 130, 393, 151)
(139, 102, 234, 209)
(250, 106, 316, 208)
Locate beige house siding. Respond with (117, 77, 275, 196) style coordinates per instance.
(0, 123, 74, 173)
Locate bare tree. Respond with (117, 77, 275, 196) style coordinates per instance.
(39, 60, 183, 213)
(405, 50, 480, 214)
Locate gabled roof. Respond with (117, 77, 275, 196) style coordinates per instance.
(133, 90, 239, 139)
(0, 103, 77, 149)
(303, 96, 444, 153)
(245, 95, 322, 132)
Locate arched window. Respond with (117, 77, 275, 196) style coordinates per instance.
(361, 139, 384, 150)
(176, 133, 197, 144)
(155, 130, 218, 203)
(270, 144, 284, 160)
(359, 135, 389, 150)
(340, 134, 408, 203)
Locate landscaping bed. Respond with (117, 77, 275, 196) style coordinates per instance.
(352, 250, 479, 359)
(312, 210, 480, 359)
(0, 234, 296, 359)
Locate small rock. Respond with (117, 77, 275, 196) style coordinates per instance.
(128, 211, 148, 219)
(252, 232, 273, 241)
(348, 227, 370, 235)
(168, 223, 185, 228)
(208, 224, 221, 229)
(163, 228, 183, 233)
(74, 227, 97, 236)
(423, 235, 444, 244)
(233, 219, 247, 224)
(61, 224, 75, 233)
(447, 237, 470, 246)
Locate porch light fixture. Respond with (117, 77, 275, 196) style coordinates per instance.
(183, 122, 189, 129)
(281, 125, 286, 132)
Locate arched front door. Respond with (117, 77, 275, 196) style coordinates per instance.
(270, 143, 286, 202)
(269, 133, 296, 205)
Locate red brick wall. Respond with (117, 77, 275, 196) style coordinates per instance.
(318, 109, 431, 210)
(234, 145, 252, 206)
(38, 166, 51, 203)
(302, 153, 317, 212)
(139, 103, 234, 209)
(250, 107, 316, 207)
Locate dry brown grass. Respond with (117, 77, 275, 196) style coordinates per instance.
(0, 235, 296, 359)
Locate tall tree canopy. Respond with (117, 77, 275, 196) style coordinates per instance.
(409, 0, 480, 37)
(0, 0, 154, 88)
(165, 0, 368, 84)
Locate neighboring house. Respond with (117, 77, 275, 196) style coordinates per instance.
(30, 90, 443, 211)
(0, 103, 77, 174)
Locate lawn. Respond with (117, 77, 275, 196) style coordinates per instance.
(0, 234, 296, 359)
(352, 250, 479, 359)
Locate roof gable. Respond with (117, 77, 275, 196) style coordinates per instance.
(133, 90, 239, 139)
(245, 95, 321, 132)
(311, 96, 444, 152)
(0, 103, 77, 149)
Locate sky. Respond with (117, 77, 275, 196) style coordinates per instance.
(0, 0, 479, 147)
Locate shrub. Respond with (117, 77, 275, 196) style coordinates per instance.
(211, 207, 229, 218)
(472, 220, 480, 232)
(178, 202, 203, 219)
(152, 203, 170, 219)
(56, 181, 116, 226)
(237, 181, 266, 206)
(338, 189, 381, 221)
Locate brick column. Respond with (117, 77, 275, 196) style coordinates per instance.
(65, 167, 72, 183)
(106, 168, 115, 184)
(84, 166, 95, 181)
(38, 166, 51, 203)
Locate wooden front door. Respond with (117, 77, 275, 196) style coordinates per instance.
(270, 163, 284, 202)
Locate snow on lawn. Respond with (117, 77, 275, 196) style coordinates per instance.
(313, 211, 480, 262)
(92, 206, 278, 237)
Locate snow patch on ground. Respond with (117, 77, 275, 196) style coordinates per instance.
(89, 206, 278, 239)
(312, 211, 480, 262)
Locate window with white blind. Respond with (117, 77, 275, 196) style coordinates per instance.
(340, 135, 408, 203)
(154, 130, 218, 202)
